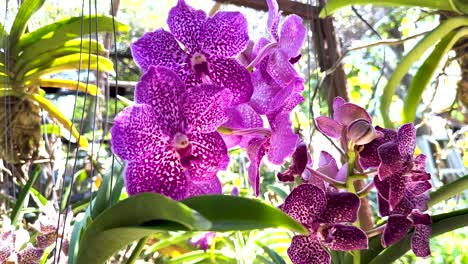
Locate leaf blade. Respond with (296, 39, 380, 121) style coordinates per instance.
(35, 78, 101, 96)
(8, 0, 46, 49)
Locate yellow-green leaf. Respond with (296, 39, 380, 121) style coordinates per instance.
(27, 93, 88, 148)
(9, 0, 46, 49)
(34, 78, 102, 97)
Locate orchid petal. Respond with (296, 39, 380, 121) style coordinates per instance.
(322, 224, 368, 251)
(374, 175, 389, 199)
(167, 0, 206, 53)
(317, 151, 339, 178)
(389, 172, 406, 210)
(358, 126, 397, 169)
(397, 123, 416, 159)
(315, 116, 344, 138)
(0, 246, 11, 263)
(247, 137, 268, 196)
(333, 103, 372, 126)
(411, 224, 431, 257)
(36, 233, 56, 249)
(287, 235, 331, 264)
(188, 132, 229, 181)
(278, 140, 308, 182)
(203, 11, 249, 57)
(268, 112, 298, 165)
(378, 142, 404, 180)
(130, 29, 187, 73)
(266, 0, 280, 41)
(266, 92, 304, 127)
(18, 245, 43, 264)
(282, 184, 327, 226)
(267, 49, 301, 87)
(332, 97, 346, 112)
(222, 104, 263, 148)
(377, 193, 390, 217)
(187, 176, 222, 198)
(319, 192, 360, 223)
(279, 15, 306, 58)
(382, 215, 412, 247)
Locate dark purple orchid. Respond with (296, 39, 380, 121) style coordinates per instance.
(377, 123, 431, 209)
(282, 184, 367, 264)
(358, 126, 397, 170)
(277, 140, 309, 182)
(111, 66, 232, 200)
(131, 0, 252, 105)
(247, 0, 306, 114)
(316, 97, 382, 148)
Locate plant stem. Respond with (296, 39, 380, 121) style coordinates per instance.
(306, 167, 346, 188)
(346, 150, 361, 264)
(366, 225, 385, 238)
(428, 174, 468, 207)
(357, 182, 375, 198)
(126, 236, 148, 264)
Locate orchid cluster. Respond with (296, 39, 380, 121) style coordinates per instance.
(0, 216, 42, 264)
(110, 0, 432, 263)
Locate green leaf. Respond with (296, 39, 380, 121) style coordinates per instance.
(451, 0, 468, 14)
(17, 15, 128, 54)
(30, 187, 48, 206)
(428, 174, 468, 207)
(256, 241, 287, 264)
(14, 39, 107, 74)
(20, 53, 114, 82)
(143, 232, 194, 256)
(362, 208, 468, 263)
(402, 28, 468, 123)
(380, 17, 468, 127)
(27, 93, 89, 148)
(167, 250, 236, 264)
(182, 195, 308, 234)
(34, 78, 102, 97)
(8, 0, 46, 50)
(320, 0, 458, 18)
(10, 165, 41, 225)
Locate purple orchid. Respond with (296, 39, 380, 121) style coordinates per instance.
(0, 216, 43, 264)
(316, 97, 382, 148)
(247, 0, 306, 114)
(190, 232, 215, 252)
(131, 0, 252, 105)
(277, 140, 309, 182)
(111, 66, 232, 200)
(282, 184, 367, 264)
(221, 103, 263, 149)
(358, 126, 397, 170)
(377, 123, 431, 209)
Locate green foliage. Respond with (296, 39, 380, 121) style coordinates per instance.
(8, 0, 46, 49)
(428, 174, 468, 207)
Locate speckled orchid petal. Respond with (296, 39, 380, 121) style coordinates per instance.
(288, 235, 331, 264)
(392, 196, 414, 216)
(319, 192, 360, 223)
(187, 176, 222, 198)
(406, 181, 431, 196)
(279, 15, 306, 58)
(125, 157, 187, 200)
(36, 232, 56, 249)
(18, 245, 43, 264)
(247, 137, 268, 196)
(188, 132, 229, 181)
(266, 92, 304, 127)
(222, 104, 263, 148)
(333, 103, 372, 126)
(209, 57, 253, 105)
(282, 184, 327, 226)
(322, 224, 368, 251)
(412, 224, 431, 257)
(377, 193, 390, 217)
(110, 104, 168, 162)
(277, 140, 308, 182)
(413, 154, 427, 171)
(407, 192, 429, 212)
(130, 29, 187, 73)
(267, 49, 301, 87)
(0, 246, 11, 263)
(135, 66, 185, 134)
(167, 0, 206, 53)
(374, 175, 389, 199)
(389, 172, 406, 210)
(378, 142, 404, 180)
(315, 116, 344, 138)
(238, 40, 254, 66)
(397, 123, 416, 159)
(268, 112, 298, 165)
(382, 215, 412, 247)
(203, 11, 249, 57)
(358, 126, 397, 169)
(266, 0, 280, 41)
(181, 85, 233, 133)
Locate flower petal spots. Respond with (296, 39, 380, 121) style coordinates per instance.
(397, 123, 416, 159)
(315, 116, 343, 138)
(268, 112, 298, 165)
(411, 224, 431, 257)
(36, 232, 57, 249)
(18, 245, 43, 264)
(125, 157, 187, 200)
(377, 193, 390, 217)
(333, 103, 371, 126)
(188, 132, 229, 181)
(266, 0, 280, 41)
(279, 15, 306, 58)
(0, 246, 12, 263)
(131, 29, 187, 72)
(358, 126, 397, 169)
(187, 176, 222, 198)
(135, 66, 185, 134)
(282, 184, 327, 226)
(319, 192, 360, 223)
(322, 224, 368, 251)
(382, 215, 412, 247)
(247, 137, 268, 196)
(209, 57, 253, 105)
(167, 0, 206, 53)
(378, 142, 404, 180)
(222, 104, 263, 148)
(389, 172, 406, 210)
(277, 141, 308, 182)
(203, 11, 249, 57)
(110, 104, 168, 162)
(287, 235, 331, 264)
(181, 85, 232, 133)
(267, 49, 301, 87)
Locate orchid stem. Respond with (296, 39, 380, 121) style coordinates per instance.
(366, 225, 385, 238)
(357, 181, 375, 198)
(306, 167, 346, 188)
(346, 150, 361, 264)
(127, 236, 148, 264)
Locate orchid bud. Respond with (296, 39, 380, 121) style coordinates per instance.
(346, 119, 380, 145)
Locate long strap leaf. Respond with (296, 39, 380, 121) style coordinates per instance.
(27, 93, 89, 148)
(403, 28, 468, 123)
(34, 78, 102, 96)
(0, 22, 7, 50)
(320, 0, 459, 18)
(380, 17, 468, 128)
(10, 166, 42, 225)
(9, 0, 46, 51)
(428, 174, 468, 207)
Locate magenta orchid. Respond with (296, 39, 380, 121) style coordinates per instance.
(131, 0, 252, 105)
(282, 184, 368, 264)
(190, 232, 215, 252)
(111, 66, 232, 199)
